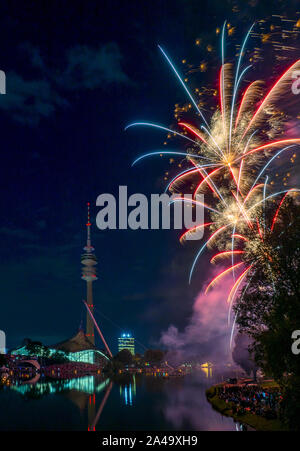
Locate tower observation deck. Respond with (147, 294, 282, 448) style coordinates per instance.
(81, 202, 98, 345)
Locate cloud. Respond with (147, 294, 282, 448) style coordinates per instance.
(19, 43, 45, 70)
(0, 72, 67, 125)
(0, 42, 131, 125)
(0, 225, 79, 258)
(160, 269, 235, 364)
(57, 43, 131, 89)
(0, 226, 37, 241)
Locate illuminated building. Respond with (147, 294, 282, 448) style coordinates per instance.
(11, 329, 109, 365)
(81, 202, 98, 345)
(118, 333, 135, 355)
(52, 328, 109, 364)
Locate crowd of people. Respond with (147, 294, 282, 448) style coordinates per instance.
(218, 383, 283, 419)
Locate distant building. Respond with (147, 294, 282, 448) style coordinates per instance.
(118, 333, 135, 355)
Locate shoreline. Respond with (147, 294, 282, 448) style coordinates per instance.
(206, 384, 288, 431)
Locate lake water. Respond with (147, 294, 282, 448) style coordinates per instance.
(0, 370, 245, 431)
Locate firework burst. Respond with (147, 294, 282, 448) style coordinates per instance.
(126, 22, 300, 339)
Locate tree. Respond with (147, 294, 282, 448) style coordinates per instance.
(0, 354, 8, 366)
(24, 342, 51, 360)
(232, 333, 258, 380)
(114, 349, 133, 366)
(50, 351, 68, 364)
(104, 349, 133, 375)
(234, 198, 300, 429)
(132, 352, 143, 368)
(144, 349, 164, 365)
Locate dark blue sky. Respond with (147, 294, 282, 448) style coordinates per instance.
(0, 0, 297, 353)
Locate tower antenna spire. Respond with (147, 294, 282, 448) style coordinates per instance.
(86, 201, 91, 248)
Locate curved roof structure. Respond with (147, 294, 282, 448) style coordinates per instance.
(52, 329, 109, 361)
(53, 329, 96, 353)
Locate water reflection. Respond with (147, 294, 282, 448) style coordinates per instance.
(0, 371, 243, 431)
(89, 381, 113, 431)
(200, 362, 213, 379)
(120, 374, 136, 406)
(162, 372, 237, 431)
(11, 375, 109, 396)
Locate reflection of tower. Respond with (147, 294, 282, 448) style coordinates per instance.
(81, 203, 98, 345)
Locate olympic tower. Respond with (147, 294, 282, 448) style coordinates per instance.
(81, 202, 98, 345)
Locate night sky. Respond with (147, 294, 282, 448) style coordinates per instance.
(1, 0, 299, 354)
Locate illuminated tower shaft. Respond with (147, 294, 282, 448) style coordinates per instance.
(81, 203, 98, 345)
(86, 281, 94, 341)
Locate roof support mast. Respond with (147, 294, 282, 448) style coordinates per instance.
(83, 300, 113, 358)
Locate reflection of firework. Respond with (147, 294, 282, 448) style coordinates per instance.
(127, 22, 300, 338)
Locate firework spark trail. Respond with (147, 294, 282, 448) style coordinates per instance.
(243, 183, 265, 204)
(194, 167, 224, 197)
(205, 262, 244, 294)
(180, 222, 215, 243)
(131, 150, 213, 166)
(245, 145, 297, 198)
(249, 189, 300, 213)
(237, 139, 300, 161)
(191, 164, 227, 204)
(235, 83, 259, 131)
(125, 122, 199, 145)
(231, 224, 237, 280)
(188, 224, 232, 283)
(229, 273, 253, 344)
(230, 313, 238, 349)
(242, 59, 300, 138)
(232, 234, 248, 242)
(263, 176, 268, 233)
(229, 64, 252, 151)
(231, 22, 255, 119)
(189, 158, 226, 203)
(227, 265, 252, 308)
(210, 250, 245, 264)
(158, 45, 210, 128)
(178, 122, 209, 145)
(241, 130, 258, 155)
(220, 21, 227, 139)
(270, 190, 295, 232)
(201, 124, 228, 160)
(171, 196, 220, 214)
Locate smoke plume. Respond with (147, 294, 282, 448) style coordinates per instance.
(160, 270, 235, 365)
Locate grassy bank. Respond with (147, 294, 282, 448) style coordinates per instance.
(206, 385, 288, 431)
